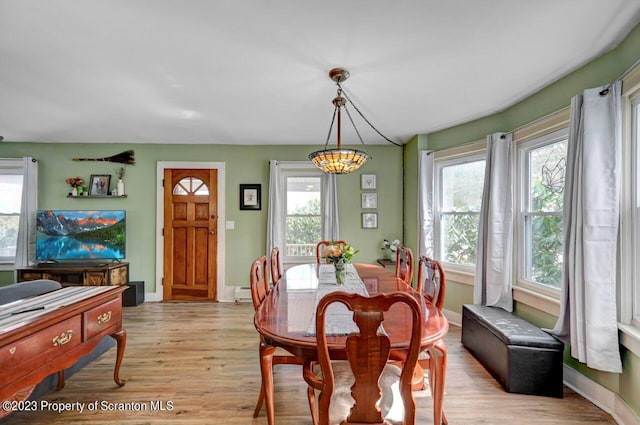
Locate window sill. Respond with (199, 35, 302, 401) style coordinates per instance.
(443, 266, 561, 316)
(512, 286, 560, 316)
(618, 323, 640, 359)
(443, 267, 474, 285)
(0, 263, 15, 272)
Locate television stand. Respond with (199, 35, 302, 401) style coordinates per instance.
(17, 262, 129, 287)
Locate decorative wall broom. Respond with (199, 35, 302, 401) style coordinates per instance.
(72, 150, 135, 165)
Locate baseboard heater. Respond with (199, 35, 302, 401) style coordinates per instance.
(235, 287, 252, 302)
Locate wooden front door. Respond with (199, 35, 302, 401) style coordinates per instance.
(163, 169, 218, 301)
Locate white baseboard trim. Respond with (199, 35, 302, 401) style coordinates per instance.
(563, 365, 640, 425)
(234, 286, 252, 303)
(443, 308, 462, 327)
(145, 292, 162, 302)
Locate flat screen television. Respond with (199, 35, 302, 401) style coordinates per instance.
(36, 210, 126, 263)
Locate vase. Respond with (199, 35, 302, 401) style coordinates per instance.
(117, 179, 125, 196)
(335, 261, 346, 285)
(71, 187, 78, 197)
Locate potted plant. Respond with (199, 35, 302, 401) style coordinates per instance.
(65, 176, 84, 196)
(381, 239, 401, 261)
(115, 167, 126, 196)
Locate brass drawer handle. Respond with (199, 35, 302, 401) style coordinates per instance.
(97, 311, 112, 325)
(52, 330, 73, 347)
(9, 346, 16, 355)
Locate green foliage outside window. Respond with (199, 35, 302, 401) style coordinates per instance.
(528, 181, 564, 287)
(286, 198, 321, 245)
(0, 215, 19, 258)
(442, 213, 479, 266)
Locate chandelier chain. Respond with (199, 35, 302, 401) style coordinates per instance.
(324, 105, 339, 149)
(343, 105, 370, 153)
(337, 82, 403, 147)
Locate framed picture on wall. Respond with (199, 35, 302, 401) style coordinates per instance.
(89, 174, 111, 196)
(361, 193, 377, 209)
(361, 212, 378, 229)
(240, 184, 261, 210)
(361, 174, 376, 190)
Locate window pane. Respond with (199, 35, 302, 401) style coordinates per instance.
(285, 216, 321, 256)
(441, 213, 479, 266)
(286, 177, 320, 215)
(173, 177, 209, 195)
(525, 215, 563, 288)
(285, 176, 322, 257)
(0, 174, 23, 259)
(442, 160, 484, 212)
(529, 141, 567, 212)
(634, 102, 640, 322)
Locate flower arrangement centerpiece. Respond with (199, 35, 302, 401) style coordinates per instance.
(65, 176, 84, 196)
(381, 239, 401, 260)
(322, 242, 358, 285)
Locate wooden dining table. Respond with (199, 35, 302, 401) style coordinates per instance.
(254, 262, 449, 425)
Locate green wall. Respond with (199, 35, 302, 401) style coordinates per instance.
(404, 20, 640, 417)
(0, 143, 403, 290)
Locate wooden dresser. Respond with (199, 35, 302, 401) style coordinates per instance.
(0, 286, 127, 414)
(17, 262, 129, 287)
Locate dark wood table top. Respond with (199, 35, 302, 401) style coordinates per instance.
(254, 263, 449, 361)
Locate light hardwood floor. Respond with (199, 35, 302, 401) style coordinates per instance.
(2, 302, 615, 424)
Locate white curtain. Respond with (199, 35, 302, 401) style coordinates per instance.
(266, 160, 285, 256)
(321, 173, 340, 241)
(266, 161, 340, 256)
(474, 133, 513, 311)
(549, 82, 622, 373)
(14, 157, 38, 270)
(418, 150, 434, 258)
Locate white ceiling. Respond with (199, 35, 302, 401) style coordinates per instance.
(2, 1, 640, 146)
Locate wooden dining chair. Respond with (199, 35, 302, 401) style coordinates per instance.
(395, 246, 414, 286)
(303, 291, 423, 425)
(315, 240, 347, 264)
(250, 256, 270, 309)
(250, 256, 305, 422)
(416, 255, 446, 310)
(270, 247, 283, 286)
(414, 255, 448, 424)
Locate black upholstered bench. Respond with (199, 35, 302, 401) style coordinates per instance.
(461, 304, 564, 398)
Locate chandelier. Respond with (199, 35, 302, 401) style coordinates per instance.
(309, 67, 398, 174)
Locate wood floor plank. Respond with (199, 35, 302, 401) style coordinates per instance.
(1, 302, 616, 424)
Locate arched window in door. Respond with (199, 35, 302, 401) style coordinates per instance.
(172, 177, 210, 195)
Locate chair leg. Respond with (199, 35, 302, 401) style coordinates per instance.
(428, 342, 448, 425)
(307, 385, 318, 425)
(259, 341, 277, 425)
(253, 382, 265, 417)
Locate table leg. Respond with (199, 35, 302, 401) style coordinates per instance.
(428, 340, 448, 425)
(56, 370, 65, 390)
(111, 329, 127, 387)
(259, 341, 276, 425)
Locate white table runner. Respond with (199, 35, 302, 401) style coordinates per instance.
(306, 264, 370, 336)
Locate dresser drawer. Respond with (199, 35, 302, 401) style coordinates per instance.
(0, 316, 81, 382)
(83, 298, 121, 339)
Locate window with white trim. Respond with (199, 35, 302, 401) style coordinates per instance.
(434, 154, 485, 269)
(516, 130, 568, 290)
(0, 160, 24, 264)
(281, 168, 324, 263)
(632, 95, 640, 324)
